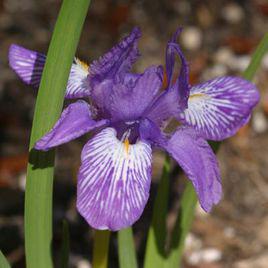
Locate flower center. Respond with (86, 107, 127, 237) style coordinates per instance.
(113, 121, 140, 145)
(121, 129, 131, 154)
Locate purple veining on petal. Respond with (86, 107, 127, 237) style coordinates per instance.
(35, 100, 108, 151)
(165, 127, 222, 212)
(144, 30, 190, 126)
(177, 76, 260, 141)
(89, 27, 141, 86)
(166, 27, 183, 88)
(65, 58, 91, 99)
(166, 41, 190, 111)
(109, 66, 163, 122)
(77, 127, 152, 231)
(9, 44, 46, 87)
(9, 44, 91, 99)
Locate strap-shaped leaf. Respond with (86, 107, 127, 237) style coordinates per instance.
(144, 156, 170, 268)
(243, 33, 268, 80)
(92, 230, 110, 268)
(0, 251, 11, 268)
(118, 228, 138, 268)
(24, 1, 90, 268)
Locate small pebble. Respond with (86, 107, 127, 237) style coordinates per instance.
(214, 47, 234, 65)
(188, 248, 222, 265)
(185, 233, 203, 251)
(180, 27, 202, 51)
(202, 64, 228, 80)
(77, 259, 91, 268)
(230, 55, 250, 72)
(262, 52, 268, 70)
(224, 226, 236, 238)
(18, 173, 26, 191)
(252, 111, 268, 134)
(222, 3, 244, 24)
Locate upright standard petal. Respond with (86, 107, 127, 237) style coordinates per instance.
(177, 76, 260, 141)
(9, 44, 91, 98)
(145, 85, 182, 126)
(89, 27, 141, 85)
(109, 66, 163, 122)
(165, 127, 222, 212)
(35, 101, 108, 151)
(77, 127, 152, 231)
(145, 31, 190, 126)
(9, 44, 46, 87)
(166, 29, 190, 110)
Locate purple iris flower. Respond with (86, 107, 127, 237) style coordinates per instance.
(9, 27, 259, 231)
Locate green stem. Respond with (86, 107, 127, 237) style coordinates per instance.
(92, 230, 111, 268)
(243, 33, 268, 80)
(0, 251, 11, 268)
(24, 1, 90, 267)
(144, 155, 170, 268)
(118, 228, 138, 268)
(164, 182, 197, 268)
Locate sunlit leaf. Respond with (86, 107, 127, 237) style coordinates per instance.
(24, 1, 90, 267)
(0, 251, 11, 268)
(144, 156, 170, 268)
(118, 228, 138, 268)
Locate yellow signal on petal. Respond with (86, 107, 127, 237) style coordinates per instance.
(124, 138, 130, 155)
(189, 93, 205, 100)
(189, 93, 210, 101)
(75, 57, 89, 72)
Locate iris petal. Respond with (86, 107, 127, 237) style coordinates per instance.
(178, 76, 260, 141)
(109, 66, 163, 122)
(9, 44, 91, 98)
(165, 127, 222, 212)
(35, 100, 108, 151)
(166, 30, 190, 110)
(77, 127, 152, 231)
(145, 30, 190, 126)
(9, 44, 46, 87)
(89, 27, 141, 86)
(65, 58, 90, 99)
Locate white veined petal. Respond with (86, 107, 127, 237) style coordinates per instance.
(178, 76, 259, 140)
(9, 44, 91, 98)
(9, 44, 45, 87)
(77, 127, 152, 231)
(65, 58, 91, 99)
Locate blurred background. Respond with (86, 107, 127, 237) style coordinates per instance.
(0, 0, 268, 267)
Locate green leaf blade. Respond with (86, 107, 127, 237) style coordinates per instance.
(92, 230, 110, 268)
(0, 251, 11, 268)
(243, 33, 268, 80)
(24, 1, 91, 267)
(165, 182, 197, 268)
(144, 156, 171, 268)
(118, 228, 138, 268)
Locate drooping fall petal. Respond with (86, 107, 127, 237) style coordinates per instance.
(165, 127, 222, 212)
(77, 127, 152, 231)
(35, 101, 108, 151)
